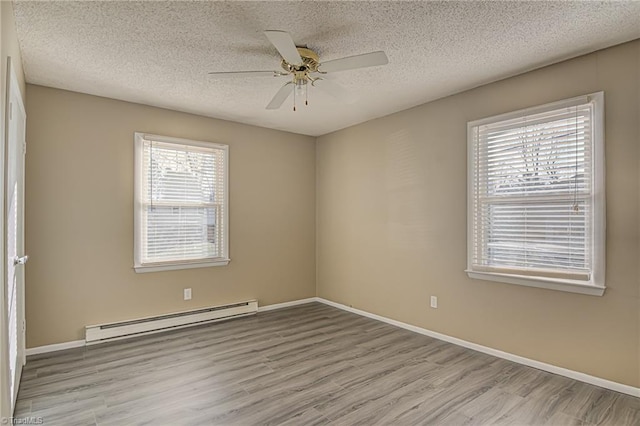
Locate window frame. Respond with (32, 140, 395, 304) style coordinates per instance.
(466, 93, 605, 296)
(133, 132, 230, 273)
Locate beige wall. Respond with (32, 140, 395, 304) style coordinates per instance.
(25, 85, 316, 348)
(317, 40, 640, 387)
(1, 0, 26, 417)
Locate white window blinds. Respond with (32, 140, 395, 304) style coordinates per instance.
(467, 93, 605, 292)
(134, 133, 229, 272)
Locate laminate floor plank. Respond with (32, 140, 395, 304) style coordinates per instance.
(328, 377, 438, 425)
(457, 387, 525, 423)
(14, 302, 639, 425)
(387, 382, 492, 425)
(316, 365, 435, 421)
(277, 408, 331, 426)
(96, 384, 249, 426)
(246, 354, 359, 395)
(215, 380, 343, 426)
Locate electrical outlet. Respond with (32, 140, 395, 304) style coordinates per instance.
(184, 288, 192, 300)
(430, 296, 438, 309)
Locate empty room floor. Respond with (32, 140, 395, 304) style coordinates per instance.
(14, 303, 640, 425)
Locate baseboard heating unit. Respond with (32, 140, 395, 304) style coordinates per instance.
(85, 300, 258, 344)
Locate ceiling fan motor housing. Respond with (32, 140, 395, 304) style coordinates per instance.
(281, 47, 320, 75)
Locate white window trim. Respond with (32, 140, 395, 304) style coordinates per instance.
(133, 132, 230, 273)
(466, 93, 606, 296)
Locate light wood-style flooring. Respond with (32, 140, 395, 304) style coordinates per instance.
(15, 302, 640, 425)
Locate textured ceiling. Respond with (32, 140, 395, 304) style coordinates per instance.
(13, 1, 640, 136)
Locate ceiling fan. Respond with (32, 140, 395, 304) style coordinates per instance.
(208, 30, 389, 111)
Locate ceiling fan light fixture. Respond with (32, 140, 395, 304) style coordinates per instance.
(295, 78, 307, 96)
(293, 77, 309, 110)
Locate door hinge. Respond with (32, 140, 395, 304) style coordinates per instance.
(9, 102, 12, 120)
(22, 320, 25, 333)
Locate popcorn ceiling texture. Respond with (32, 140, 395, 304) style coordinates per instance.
(12, 1, 640, 136)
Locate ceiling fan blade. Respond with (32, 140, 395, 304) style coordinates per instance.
(208, 71, 283, 78)
(319, 51, 388, 73)
(266, 82, 294, 110)
(312, 78, 356, 103)
(264, 30, 303, 65)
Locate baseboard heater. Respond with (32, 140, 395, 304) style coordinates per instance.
(85, 300, 258, 344)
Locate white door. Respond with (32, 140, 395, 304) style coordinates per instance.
(5, 58, 27, 410)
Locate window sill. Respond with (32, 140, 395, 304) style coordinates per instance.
(465, 270, 605, 296)
(135, 259, 230, 273)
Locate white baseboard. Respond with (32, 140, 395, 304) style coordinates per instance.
(26, 339, 85, 356)
(316, 297, 640, 398)
(257, 297, 317, 312)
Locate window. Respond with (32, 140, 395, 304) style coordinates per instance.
(134, 133, 229, 273)
(467, 93, 605, 296)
